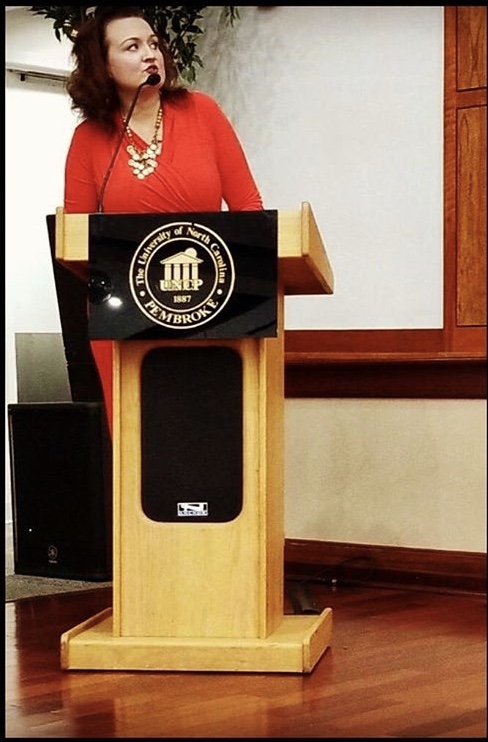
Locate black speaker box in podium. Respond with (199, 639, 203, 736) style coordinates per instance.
(140, 345, 243, 523)
(7, 401, 112, 581)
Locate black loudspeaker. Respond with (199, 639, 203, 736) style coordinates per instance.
(8, 402, 112, 581)
(141, 346, 243, 523)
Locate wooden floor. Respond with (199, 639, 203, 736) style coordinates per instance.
(6, 582, 486, 738)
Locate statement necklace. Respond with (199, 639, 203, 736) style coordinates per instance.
(124, 104, 163, 180)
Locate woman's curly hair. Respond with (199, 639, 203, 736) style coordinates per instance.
(66, 6, 186, 132)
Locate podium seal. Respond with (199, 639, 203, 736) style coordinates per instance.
(129, 221, 235, 330)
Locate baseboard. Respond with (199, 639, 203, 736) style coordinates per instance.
(284, 539, 487, 595)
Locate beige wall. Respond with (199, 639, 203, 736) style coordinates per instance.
(285, 399, 486, 551)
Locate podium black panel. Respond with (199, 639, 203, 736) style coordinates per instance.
(87, 210, 278, 341)
(141, 346, 243, 523)
(8, 402, 112, 581)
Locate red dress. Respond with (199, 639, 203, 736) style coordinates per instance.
(64, 90, 263, 431)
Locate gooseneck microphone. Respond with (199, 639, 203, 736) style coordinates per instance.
(97, 74, 161, 213)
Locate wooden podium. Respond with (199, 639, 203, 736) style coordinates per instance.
(55, 202, 334, 673)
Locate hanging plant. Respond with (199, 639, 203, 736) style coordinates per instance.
(28, 6, 240, 83)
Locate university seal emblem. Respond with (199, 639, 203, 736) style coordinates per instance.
(129, 221, 235, 330)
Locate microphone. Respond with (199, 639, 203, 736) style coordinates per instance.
(144, 73, 161, 87)
(97, 74, 161, 213)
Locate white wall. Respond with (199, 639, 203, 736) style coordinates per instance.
(197, 6, 444, 330)
(5, 7, 486, 552)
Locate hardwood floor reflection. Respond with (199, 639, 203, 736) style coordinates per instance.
(6, 583, 486, 738)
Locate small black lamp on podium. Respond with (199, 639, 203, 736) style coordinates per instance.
(54, 202, 334, 673)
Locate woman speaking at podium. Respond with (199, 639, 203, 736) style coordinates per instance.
(63, 6, 263, 431)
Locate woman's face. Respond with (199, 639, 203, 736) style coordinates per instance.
(104, 16, 165, 93)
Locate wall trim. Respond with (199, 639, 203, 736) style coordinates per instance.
(284, 356, 487, 399)
(284, 538, 487, 595)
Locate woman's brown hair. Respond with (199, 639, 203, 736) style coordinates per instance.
(66, 6, 186, 132)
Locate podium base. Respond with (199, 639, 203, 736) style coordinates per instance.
(61, 608, 333, 674)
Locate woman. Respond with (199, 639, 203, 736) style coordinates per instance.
(63, 6, 263, 429)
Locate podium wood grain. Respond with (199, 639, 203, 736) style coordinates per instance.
(112, 331, 284, 640)
(55, 203, 334, 672)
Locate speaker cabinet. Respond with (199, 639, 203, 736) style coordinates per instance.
(140, 346, 243, 523)
(8, 402, 112, 581)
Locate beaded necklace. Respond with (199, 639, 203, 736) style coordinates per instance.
(124, 103, 163, 180)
